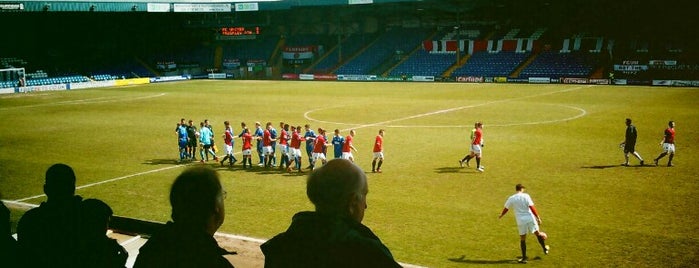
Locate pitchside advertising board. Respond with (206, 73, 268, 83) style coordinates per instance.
(0, 2, 23, 10)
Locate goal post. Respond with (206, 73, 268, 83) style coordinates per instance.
(0, 67, 26, 86)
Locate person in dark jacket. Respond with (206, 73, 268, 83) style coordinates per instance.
(261, 159, 401, 268)
(16, 163, 84, 268)
(1, 197, 17, 268)
(79, 198, 128, 268)
(134, 166, 234, 268)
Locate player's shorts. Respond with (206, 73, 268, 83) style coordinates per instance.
(290, 148, 302, 158)
(203, 144, 212, 150)
(187, 139, 197, 147)
(242, 149, 252, 156)
(470, 144, 482, 155)
(624, 143, 636, 154)
(342, 152, 354, 160)
(663, 143, 676, 153)
(179, 139, 187, 149)
(312, 152, 326, 162)
(279, 144, 289, 154)
(517, 218, 540, 236)
(373, 152, 384, 159)
(263, 146, 274, 155)
(225, 144, 233, 155)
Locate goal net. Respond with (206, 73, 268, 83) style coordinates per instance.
(0, 67, 26, 87)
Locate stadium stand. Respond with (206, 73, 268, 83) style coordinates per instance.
(389, 50, 456, 77)
(334, 27, 432, 75)
(0, 0, 695, 84)
(452, 51, 531, 77)
(519, 51, 599, 79)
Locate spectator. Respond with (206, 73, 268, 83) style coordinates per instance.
(16, 163, 84, 268)
(133, 166, 233, 268)
(79, 198, 128, 268)
(261, 159, 401, 268)
(1, 196, 18, 268)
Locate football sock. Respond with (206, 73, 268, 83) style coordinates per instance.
(462, 155, 471, 162)
(280, 155, 287, 167)
(377, 160, 383, 170)
(372, 160, 377, 171)
(476, 157, 481, 168)
(520, 240, 527, 259)
(656, 152, 666, 160)
(537, 234, 546, 249)
(668, 154, 674, 165)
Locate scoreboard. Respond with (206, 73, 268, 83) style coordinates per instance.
(218, 26, 260, 40)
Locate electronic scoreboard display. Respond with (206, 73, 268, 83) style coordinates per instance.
(220, 26, 260, 36)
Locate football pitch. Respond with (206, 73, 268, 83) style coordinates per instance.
(1, 80, 698, 267)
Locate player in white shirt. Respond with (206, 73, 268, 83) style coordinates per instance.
(499, 184, 549, 263)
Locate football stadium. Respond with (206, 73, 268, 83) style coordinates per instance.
(1, 0, 697, 267)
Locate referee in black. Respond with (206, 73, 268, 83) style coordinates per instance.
(620, 118, 645, 166)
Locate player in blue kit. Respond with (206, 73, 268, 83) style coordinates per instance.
(199, 122, 218, 162)
(303, 124, 317, 169)
(269, 122, 279, 167)
(254, 122, 265, 166)
(176, 122, 189, 162)
(331, 129, 345, 159)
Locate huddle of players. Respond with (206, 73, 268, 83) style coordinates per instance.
(176, 119, 389, 173)
(175, 118, 217, 163)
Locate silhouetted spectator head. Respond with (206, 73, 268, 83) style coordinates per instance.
(1, 198, 10, 237)
(306, 159, 368, 222)
(81, 199, 113, 236)
(43, 163, 76, 201)
(170, 166, 226, 234)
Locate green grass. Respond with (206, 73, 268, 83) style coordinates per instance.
(1, 80, 698, 267)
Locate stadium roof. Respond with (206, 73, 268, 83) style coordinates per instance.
(0, 0, 499, 12)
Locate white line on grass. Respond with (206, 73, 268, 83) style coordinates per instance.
(366, 103, 588, 128)
(0, 93, 166, 111)
(305, 85, 590, 129)
(13, 164, 188, 202)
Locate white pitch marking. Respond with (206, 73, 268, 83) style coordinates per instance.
(0, 93, 166, 111)
(364, 103, 588, 128)
(13, 164, 188, 202)
(304, 85, 590, 129)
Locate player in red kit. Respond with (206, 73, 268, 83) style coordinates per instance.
(654, 121, 676, 167)
(371, 129, 385, 173)
(263, 122, 276, 168)
(241, 128, 253, 169)
(310, 128, 329, 170)
(220, 121, 238, 167)
(278, 123, 290, 169)
(287, 126, 304, 173)
(459, 122, 484, 172)
(342, 129, 358, 162)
